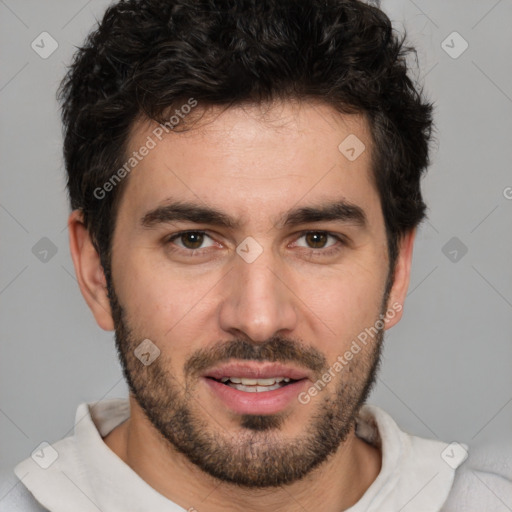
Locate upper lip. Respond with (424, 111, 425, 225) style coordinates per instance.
(203, 362, 312, 381)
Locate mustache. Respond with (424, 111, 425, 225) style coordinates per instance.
(184, 336, 327, 378)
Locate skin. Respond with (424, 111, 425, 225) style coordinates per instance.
(68, 99, 415, 512)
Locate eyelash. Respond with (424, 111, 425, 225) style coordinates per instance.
(164, 230, 347, 258)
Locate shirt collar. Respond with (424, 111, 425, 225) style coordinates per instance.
(15, 398, 466, 511)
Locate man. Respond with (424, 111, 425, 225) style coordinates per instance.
(4, 0, 511, 510)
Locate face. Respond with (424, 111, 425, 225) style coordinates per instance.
(100, 100, 405, 487)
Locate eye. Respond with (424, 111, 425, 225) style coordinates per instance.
(166, 231, 216, 251)
(294, 231, 342, 251)
(163, 229, 346, 259)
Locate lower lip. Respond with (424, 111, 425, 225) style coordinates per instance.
(203, 378, 308, 415)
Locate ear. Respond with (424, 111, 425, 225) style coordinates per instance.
(68, 210, 114, 331)
(384, 228, 416, 330)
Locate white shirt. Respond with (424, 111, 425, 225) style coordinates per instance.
(2, 398, 507, 511)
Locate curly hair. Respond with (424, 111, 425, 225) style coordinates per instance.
(59, 0, 433, 283)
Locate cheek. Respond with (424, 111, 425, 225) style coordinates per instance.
(297, 267, 385, 364)
(113, 250, 220, 343)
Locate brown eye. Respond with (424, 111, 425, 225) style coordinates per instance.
(179, 232, 205, 249)
(167, 231, 216, 251)
(294, 231, 345, 256)
(304, 232, 328, 248)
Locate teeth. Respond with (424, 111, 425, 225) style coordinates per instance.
(230, 383, 283, 392)
(250, 378, 273, 385)
(219, 377, 291, 385)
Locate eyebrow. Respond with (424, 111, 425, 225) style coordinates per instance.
(140, 199, 367, 230)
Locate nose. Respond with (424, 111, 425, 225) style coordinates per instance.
(218, 247, 298, 343)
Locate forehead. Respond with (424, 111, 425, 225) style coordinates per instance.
(117, 100, 381, 231)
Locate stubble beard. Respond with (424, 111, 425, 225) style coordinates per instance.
(108, 283, 386, 488)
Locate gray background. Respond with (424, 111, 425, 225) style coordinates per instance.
(1, 0, 511, 482)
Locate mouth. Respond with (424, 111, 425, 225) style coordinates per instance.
(201, 362, 311, 415)
(210, 376, 299, 392)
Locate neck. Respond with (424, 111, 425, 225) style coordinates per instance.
(103, 395, 381, 512)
